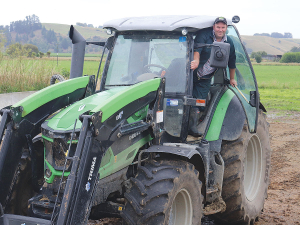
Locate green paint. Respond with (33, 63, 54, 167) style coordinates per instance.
(13, 76, 89, 117)
(205, 89, 235, 141)
(43, 135, 152, 183)
(45, 160, 70, 183)
(42, 135, 53, 143)
(91, 79, 161, 122)
(67, 140, 78, 144)
(127, 106, 148, 124)
(46, 79, 159, 131)
(46, 86, 128, 131)
(99, 134, 152, 179)
(100, 147, 113, 167)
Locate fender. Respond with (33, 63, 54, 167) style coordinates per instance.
(144, 142, 208, 184)
(143, 141, 223, 203)
(205, 89, 246, 152)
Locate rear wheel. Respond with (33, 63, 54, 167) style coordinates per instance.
(121, 159, 203, 225)
(214, 110, 271, 224)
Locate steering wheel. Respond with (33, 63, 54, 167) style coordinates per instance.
(144, 64, 167, 70)
(143, 64, 168, 73)
(137, 64, 168, 82)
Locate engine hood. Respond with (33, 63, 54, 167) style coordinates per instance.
(43, 87, 128, 132)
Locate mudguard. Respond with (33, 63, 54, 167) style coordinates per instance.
(205, 88, 246, 152)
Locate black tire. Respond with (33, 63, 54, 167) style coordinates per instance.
(50, 74, 65, 85)
(6, 156, 33, 215)
(214, 110, 271, 224)
(121, 159, 203, 225)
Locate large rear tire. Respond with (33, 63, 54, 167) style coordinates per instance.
(214, 110, 271, 224)
(121, 159, 203, 225)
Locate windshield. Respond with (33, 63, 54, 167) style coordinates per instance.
(105, 33, 187, 93)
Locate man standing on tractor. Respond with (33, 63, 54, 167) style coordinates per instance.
(189, 16, 237, 137)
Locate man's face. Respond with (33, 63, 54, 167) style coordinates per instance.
(213, 22, 227, 40)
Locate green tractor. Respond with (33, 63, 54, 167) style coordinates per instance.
(0, 15, 271, 225)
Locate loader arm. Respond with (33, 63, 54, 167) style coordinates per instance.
(0, 76, 93, 209)
(55, 78, 164, 225)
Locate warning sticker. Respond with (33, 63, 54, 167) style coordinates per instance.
(156, 110, 164, 123)
(196, 99, 206, 107)
(167, 99, 178, 106)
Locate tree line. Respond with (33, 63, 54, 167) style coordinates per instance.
(254, 32, 293, 38)
(0, 15, 106, 54)
(76, 22, 103, 29)
(9, 14, 42, 34)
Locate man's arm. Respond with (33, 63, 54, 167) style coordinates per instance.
(229, 68, 237, 87)
(191, 52, 200, 70)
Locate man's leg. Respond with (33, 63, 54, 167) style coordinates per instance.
(192, 78, 212, 111)
(188, 78, 212, 137)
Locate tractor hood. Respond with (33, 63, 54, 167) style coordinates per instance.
(43, 87, 128, 132)
(41, 78, 161, 141)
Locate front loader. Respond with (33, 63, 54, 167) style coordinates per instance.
(0, 15, 271, 225)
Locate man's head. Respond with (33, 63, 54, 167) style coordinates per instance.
(213, 17, 228, 40)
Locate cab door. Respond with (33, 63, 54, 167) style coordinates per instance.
(226, 26, 259, 133)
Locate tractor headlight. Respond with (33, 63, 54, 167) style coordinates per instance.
(106, 28, 112, 35)
(182, 28, 188, 36)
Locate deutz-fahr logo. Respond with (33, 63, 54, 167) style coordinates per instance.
(116, 111, 123, 120)
(78, 104, 86, 111)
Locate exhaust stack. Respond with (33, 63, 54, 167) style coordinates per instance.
(69, 25, 86, 79)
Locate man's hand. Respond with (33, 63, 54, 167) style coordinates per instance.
(191, 52, 200, 70)
(191, 59, 199, 70)
(229, 68, 237, 87)
(230, 78, 237, 87)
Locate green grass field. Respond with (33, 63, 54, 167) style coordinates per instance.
(253, 64, 300, 111)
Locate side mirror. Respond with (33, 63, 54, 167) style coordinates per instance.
(209, 42, 230, 68)
(105, 36, 114, 50)
(232, 15, 240, 23)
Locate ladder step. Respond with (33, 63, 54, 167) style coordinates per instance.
(207, 187, 218, 194)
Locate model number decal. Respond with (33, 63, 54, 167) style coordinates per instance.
(129, 132, 140, 141)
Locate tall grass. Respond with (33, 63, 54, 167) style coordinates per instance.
(0, 57, 103, 94)
(0, 57, 57, 93)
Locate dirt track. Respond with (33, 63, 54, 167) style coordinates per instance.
(89, 111, 300, 225)
(255, 111, 300, 224)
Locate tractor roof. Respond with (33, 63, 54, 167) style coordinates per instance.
(103, 15, 233, 32)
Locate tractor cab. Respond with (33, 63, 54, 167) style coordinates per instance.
(99, 15, 259, 143)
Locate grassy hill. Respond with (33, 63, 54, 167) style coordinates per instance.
(42, 23, 300, 55)
(241, 35, 300, 55)
(42, 23, 109, 39)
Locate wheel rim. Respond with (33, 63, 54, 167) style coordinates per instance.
(169, 188, 193, 225)
(244, 134, 263, 201)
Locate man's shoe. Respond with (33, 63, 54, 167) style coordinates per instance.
(188, 107, 202, 137)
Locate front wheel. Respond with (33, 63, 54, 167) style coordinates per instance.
(214, 110, 271, 224)
(121, 159, 203, 225)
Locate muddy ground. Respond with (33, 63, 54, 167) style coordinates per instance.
(88, 110, 300, 225)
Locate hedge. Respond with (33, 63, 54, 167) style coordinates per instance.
(280, 52, 300, 63)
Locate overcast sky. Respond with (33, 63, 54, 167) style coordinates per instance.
(1, 0, 300, 38)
